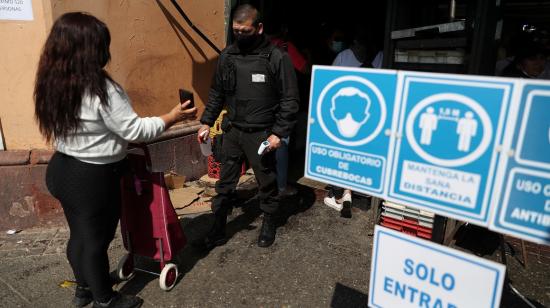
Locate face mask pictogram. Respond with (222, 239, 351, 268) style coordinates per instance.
(330, 87, 371, 138)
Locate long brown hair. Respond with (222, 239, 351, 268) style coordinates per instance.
(34, 12, 116, 142)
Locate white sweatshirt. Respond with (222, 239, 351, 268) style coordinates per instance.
(332, 49, 383, 68)
(55, 80, 165, 164)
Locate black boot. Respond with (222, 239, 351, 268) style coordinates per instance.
(193, 210, 228, 250)
(258, 213, 276, 248)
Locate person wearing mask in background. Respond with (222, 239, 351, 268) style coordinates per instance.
(502, 40, 549, 79)
(197, 4, 299, 249)
(324, 26, 382, 218)
(35, 12, 197, 308)
(495, 32, 531, 77)
(269, 23, 309, 197)
(312, 23, 347, 66)
(269, 23, 309, 75)
(332, 26, 383, 69)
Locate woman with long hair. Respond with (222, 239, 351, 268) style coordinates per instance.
(35, 12, 196, 308)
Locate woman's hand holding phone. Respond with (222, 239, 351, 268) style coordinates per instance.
(161, 101, 197, 129)
(179, 89, 195, 109)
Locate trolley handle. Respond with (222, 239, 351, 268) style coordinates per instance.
(128, 143, 153, 170)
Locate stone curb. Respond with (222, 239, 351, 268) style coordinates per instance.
(0, 150, 30, 166)
(30, 149, 54, 165)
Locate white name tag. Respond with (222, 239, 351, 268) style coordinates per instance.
(252, 74, 266, 83)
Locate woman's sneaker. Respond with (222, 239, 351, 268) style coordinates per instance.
(73, 285, 93, 307)
(93, 292, 143, 308)
(324, 196, 343, 211)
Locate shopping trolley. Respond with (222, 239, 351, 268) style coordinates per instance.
(117, 144, 186, 291)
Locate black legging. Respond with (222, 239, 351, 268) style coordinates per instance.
(327, 185, 345, 199)
(46, 152, 125, 302)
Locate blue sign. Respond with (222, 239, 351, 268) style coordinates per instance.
(305, 66, 398, 195)
(490, 82, 550, 244)
(388, 72, 514, 225)
(369, 226, 505, 308)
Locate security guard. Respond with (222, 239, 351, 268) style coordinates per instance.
(197, 4, 299, 248)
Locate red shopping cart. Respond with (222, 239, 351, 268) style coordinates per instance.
(117, 145, 186, 291)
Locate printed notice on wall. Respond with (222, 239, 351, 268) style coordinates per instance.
(0, 0, 33, 21)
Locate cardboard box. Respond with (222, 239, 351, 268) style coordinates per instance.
(164, 172, 186, 189)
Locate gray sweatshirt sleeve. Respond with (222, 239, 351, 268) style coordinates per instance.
(99, 86, 165, 142)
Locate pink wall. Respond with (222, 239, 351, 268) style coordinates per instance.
(0, 0, 226, 149)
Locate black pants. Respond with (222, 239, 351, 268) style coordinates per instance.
(327, 186, 345, 199)
(46, 152, 125, 302)
(212, 127, 279, 214)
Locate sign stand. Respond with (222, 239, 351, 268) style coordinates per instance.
(497, 235, 537, 308)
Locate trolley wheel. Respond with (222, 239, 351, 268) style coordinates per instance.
(116, 254, 135, 281)
(159, 263, 178, 291)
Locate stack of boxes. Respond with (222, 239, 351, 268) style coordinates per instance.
(379, 200, 435, 240)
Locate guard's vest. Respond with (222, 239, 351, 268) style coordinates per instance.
(221, 45, 281, 128)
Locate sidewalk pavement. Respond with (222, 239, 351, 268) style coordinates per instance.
(0, 188, 373, 307)
(0, 189, 548, 307)
(0, 227, 70, 259)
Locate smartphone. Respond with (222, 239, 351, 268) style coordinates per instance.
(179, 89, 195, 109)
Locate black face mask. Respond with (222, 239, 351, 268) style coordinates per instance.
(234, 33, 259, 50)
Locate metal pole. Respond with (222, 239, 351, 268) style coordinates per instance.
(499, 235, 537, 308)
(449, 0, 456, 21)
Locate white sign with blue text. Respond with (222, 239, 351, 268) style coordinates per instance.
(369, 226, 505, 308)
(305, 66, 398, 195)
(388, 72, 514, 225)
(490, 81, 550, 244)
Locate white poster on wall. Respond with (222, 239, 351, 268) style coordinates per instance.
(0, 0, 33, 21)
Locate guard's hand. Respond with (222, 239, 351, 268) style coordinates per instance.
(267, 134, 281, 151)
(197, 125, 210, 144)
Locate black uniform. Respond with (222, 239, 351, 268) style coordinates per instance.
(201, 35, 300, 214)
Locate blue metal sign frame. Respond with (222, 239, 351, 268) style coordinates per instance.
(387, 71, 514, 225)
(305, 66, 399, 196)
(490, 81, 550, 244)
